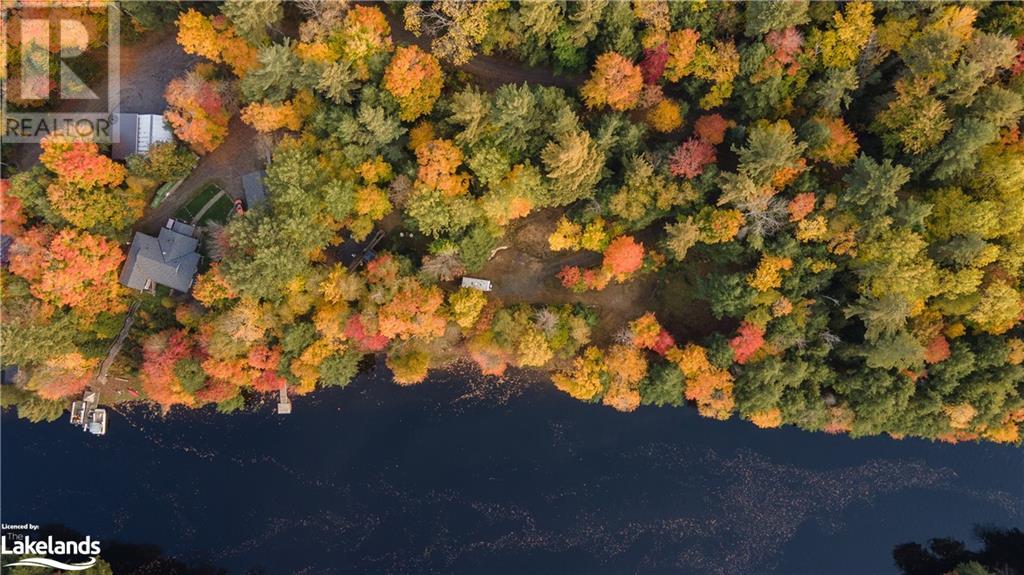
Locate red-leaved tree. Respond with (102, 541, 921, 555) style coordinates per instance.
(669, 138, 716, 179)
(729, 322, 765, 365)
(640, 43, 668, 84)
(140, 329, 201, 408)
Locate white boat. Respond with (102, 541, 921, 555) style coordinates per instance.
(87, 409, 107, 436)
(70, 401, 87, 425)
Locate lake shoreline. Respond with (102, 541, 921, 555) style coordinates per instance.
(4, 367, 1021, 574)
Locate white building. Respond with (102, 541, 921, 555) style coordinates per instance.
(461, 277, 492, 292)
(111, 113, 175, 160)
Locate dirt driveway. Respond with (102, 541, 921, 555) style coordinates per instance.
(122, 35, 263, 234)
(136, 115, 262, 234)
(5, 29, 263, 234)
(7, 30, 198, 171)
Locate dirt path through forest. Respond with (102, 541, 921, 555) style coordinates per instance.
(384, 10, 584, 91)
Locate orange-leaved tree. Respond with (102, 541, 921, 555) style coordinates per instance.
(377, 279, 447, 340)
(667, 343, 735, 419)
(39, 133, 126, 189)
(164, 65, 233, 154)
(580, 52, 644, 111)
(602, 235, 645, 279)
(241, 90, 317, 133)
(176, 9, 257, 77)
(415, 139, 470, 196)
(9, 227, 127, 318)
(602, 344, 647, 412)
(383, 45, 443, 121)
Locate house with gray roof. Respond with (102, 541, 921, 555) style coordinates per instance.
(119, 219, 200, 293)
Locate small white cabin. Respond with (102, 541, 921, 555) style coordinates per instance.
(461, 277, 492, 292)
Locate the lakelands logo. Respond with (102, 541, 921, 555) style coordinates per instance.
(1, 535, 100, 571)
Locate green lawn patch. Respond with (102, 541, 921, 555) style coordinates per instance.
(175, 182, 223, 222)
(195, 194, 235, 226)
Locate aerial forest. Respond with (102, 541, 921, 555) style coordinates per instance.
(3, 0, 1024, 445)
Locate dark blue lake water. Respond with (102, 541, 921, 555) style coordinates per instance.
(3, 367, 1021, 574)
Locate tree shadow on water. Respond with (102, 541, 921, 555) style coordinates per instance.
(893, 525, 1024, 575)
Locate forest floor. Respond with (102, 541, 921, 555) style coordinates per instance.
(480, 209, 658, 344)
(479, 209, 736, 345)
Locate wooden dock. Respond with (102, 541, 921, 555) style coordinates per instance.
(277, 383, 292, 414)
